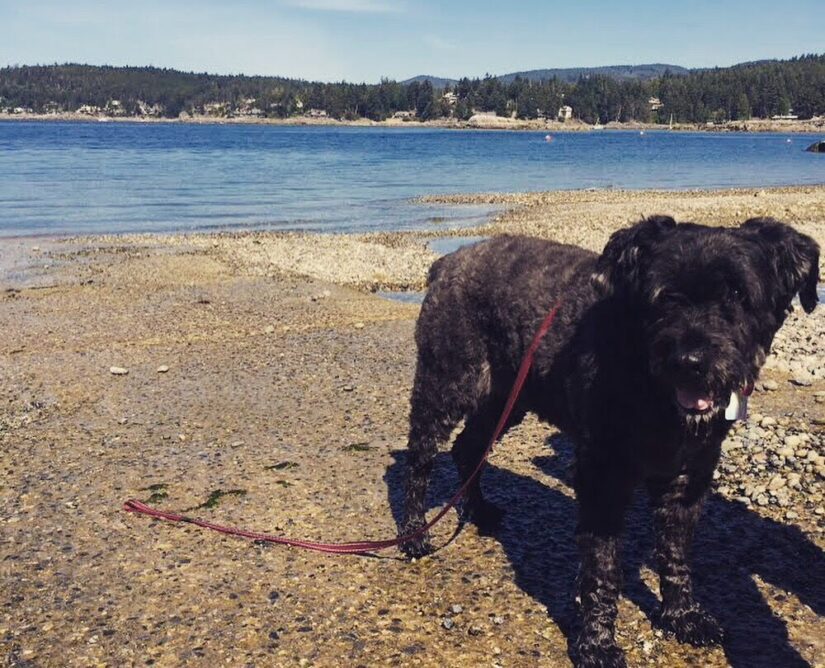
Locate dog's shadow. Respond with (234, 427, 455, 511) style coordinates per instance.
(384, 434, 824, 668)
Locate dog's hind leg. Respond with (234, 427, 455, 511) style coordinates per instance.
(451, 398, 524, 535)
(399, 365, 465, 559)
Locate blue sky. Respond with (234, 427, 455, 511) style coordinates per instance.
(0, 0, 821, 82)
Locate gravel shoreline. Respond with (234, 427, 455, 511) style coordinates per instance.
(1, 184, 822, 667)
(3, 112, 825, 134)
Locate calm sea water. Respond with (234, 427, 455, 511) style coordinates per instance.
(1, 121, 823, 237)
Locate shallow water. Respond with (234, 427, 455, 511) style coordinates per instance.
(1, 121, 824, 237)
(427, 235, 488, 255)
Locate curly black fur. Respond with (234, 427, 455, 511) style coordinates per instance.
(400, 216, 819, 666)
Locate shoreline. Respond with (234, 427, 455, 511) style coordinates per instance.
(2, 184, 824, 247)
(2, 111, 825, 134)
(1, 183, 823, 666)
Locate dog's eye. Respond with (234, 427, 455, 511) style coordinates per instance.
(658, 291, 686, 305)
(731, 287, 746, 303)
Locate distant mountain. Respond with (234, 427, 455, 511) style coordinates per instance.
(401, 74, 458, 87)
(403, 63, 689, 87)
(498, 63, 690, 83)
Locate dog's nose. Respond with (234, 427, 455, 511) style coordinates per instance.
(677, 351, 705, 373)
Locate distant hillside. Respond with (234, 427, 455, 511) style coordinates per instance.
(2, 55, 823, 124)
(402, 63, 689, 87)
(497, 63, 689, 84)
(402, 74, 457, 88)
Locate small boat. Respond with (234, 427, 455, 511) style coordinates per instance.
(544, 134, 553, 142)
(593, 123, 604, 130)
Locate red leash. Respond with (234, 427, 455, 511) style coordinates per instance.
(123, 303, 562, 555)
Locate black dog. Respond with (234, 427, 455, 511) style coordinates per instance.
(399, 216, 820, 667)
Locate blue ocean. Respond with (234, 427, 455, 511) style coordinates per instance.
(0, 121, 823, 237)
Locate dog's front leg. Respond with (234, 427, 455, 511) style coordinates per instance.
(573, 462, 634, 668)
(647, 467, 724, 646)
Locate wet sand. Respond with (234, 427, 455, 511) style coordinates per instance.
(1, 185, 823, 667)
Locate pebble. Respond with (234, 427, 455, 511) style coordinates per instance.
(784, 435, 802, 448)
(109, 366, 129, 375)
(442, 617, 454, 630)
(264, 325, 276, 334)
(310, 290, 332, 302)
(790, 376, 813, 387)
(451, 604, 463, 614)
(354, 322, 365, 329)
(760, 417, 777, 427)
(156, 365, 169, 373)
(761, 380, 779, 391)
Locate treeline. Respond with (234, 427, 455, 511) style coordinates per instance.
(1, 55, 823, 123)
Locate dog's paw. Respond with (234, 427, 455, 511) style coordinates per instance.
(574, 638, 627, 668)
(398, 522, 434, 560)
(400, 536, 433, 560)
(660, 605, 724, 647)
(462, 499, 505, 535)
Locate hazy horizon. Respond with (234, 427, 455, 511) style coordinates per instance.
(1, 0, 822, 83)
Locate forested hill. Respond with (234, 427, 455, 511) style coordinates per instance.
(1, 55, 823, 125)
(401, 64, 689, 86)
(496, 63, 690, 84)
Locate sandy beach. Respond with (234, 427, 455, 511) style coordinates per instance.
(1, 185, 823, 667)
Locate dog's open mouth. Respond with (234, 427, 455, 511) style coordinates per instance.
(675, 387, 715, 414)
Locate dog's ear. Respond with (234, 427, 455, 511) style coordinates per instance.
(739, 217, 820, 313)
(591, 215, 677, 296)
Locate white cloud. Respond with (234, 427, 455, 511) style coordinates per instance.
(282, 0, 404, 13)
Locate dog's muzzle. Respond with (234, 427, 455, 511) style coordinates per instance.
(675, 387, 715, 413)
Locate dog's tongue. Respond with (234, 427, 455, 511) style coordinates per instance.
(676, 388, 714, 412)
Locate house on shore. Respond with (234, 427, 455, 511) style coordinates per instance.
(441, 91, 458, 107)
